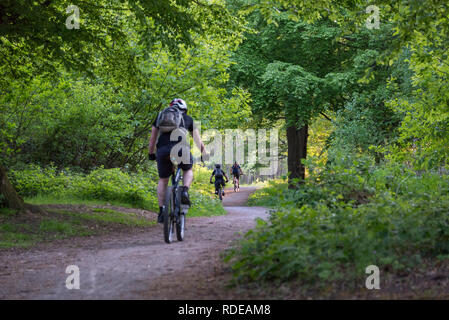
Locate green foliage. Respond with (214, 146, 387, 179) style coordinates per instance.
(9, 164, 73, 198)
(8, 164, 225, 217)
(0, 0, 249, 173)
(247, 179, 289, 207)
(228, 14, 350, 128)
(250, 0, 449, 168)
(330, 89, 402, 159)
(9, 165, 158, 210)
(0, 0, 240, 82)
(0, 225, 34, 248)
(229, 155, 449, 286)
(39, 219, 79, 235)
(59, 209, 155, 227)
(388, 48, 449, 169)
(190, 165, 227, 217)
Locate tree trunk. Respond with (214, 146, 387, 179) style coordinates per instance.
(0, 164, 44, 213)
(0, 164, 26, 210)
(287, 124, 308, 189)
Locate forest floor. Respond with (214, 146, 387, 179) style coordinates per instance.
(0, 186, 448, 299)
(0, 187, 270, 299)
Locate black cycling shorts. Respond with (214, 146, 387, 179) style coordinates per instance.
(215, 178, 225, 190)
(156, 144, 193, 178)
(233, 173, 240, 180)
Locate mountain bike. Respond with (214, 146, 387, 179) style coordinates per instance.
(233, 176, 239, 192)
(233, 174, 243, 192)
(162, 157, 202, 244)
(212, 181, 226, 201)
(217, 184, 224, 201)
(162, 164, 185, 243)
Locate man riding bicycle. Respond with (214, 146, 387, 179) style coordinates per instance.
(210, 164, 229, 196)
(231, 161, 243, 190)
(148, 98, 206, 224)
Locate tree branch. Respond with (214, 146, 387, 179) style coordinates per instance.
(320, 112, 332, 121)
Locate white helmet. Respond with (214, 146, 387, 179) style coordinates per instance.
(170, 98, 187, 111)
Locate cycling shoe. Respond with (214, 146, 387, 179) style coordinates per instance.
(181, 186, 191, 206)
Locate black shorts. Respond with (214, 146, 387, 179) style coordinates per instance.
(215, 178, 225, 190)
(156, 144, 193, 178)
(233, 173, 240, 179)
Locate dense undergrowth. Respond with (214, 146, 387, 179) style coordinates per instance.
(8, 164, 225, 217)
(226, 153, 449, 287)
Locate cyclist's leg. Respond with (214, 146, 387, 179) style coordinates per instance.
(179, 152, 194, 205)
(214, 179, 221, 194)
(221, 179, 226, 195)
(157, 178, 170, 207)
(182, 169, 193, 188)
(156, 146, 173, 223)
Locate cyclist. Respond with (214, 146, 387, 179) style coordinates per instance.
(148, 98, 206, 224)
(231, 161, 243, 190)
(210, 164, 228, 196)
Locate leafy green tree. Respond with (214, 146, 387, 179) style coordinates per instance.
(228, 13, 341, 185)
(252, 0, 449, 169)
(0, 0, 239, 210)
(228, 7, 400, 186)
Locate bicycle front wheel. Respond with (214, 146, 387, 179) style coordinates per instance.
(176, 213, 185, 241)
(164, 186, 175, 244)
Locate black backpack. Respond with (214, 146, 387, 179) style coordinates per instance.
(156, 106, 185, 133)
(214, 169, 224, 179)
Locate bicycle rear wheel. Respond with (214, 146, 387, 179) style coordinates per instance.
(218, 186, 223, 201)
(163, 186, 175, 244)
(175, 187, 185, 241)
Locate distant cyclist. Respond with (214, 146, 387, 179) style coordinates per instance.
(210, 164, 229, 196)
(231, 161, 243, 191)
(148, 98, 206, 224)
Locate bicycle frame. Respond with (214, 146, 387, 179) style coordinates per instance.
(172, 166, 182, 188)
(171, 166, 183, 217)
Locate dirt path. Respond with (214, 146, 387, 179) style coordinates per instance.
(0, 187, 267, 299)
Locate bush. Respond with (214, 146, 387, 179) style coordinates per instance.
(228, 154, 449, 286)
(8, 164, 224, 216)
(247, 179, 289, 207)
(72, 168, 158, 208)
(190, 165, 226, 217)
(9, 164, 73, 198)
(9, 165, 159, 210)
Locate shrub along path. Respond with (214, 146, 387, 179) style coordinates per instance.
(0, 187, 269, 299)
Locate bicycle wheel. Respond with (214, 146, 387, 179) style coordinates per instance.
(176, 213, 185, 241)
(175, 187, 185, 241)
(163, 186, 175, 244)
(218, 186, 223, 201)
